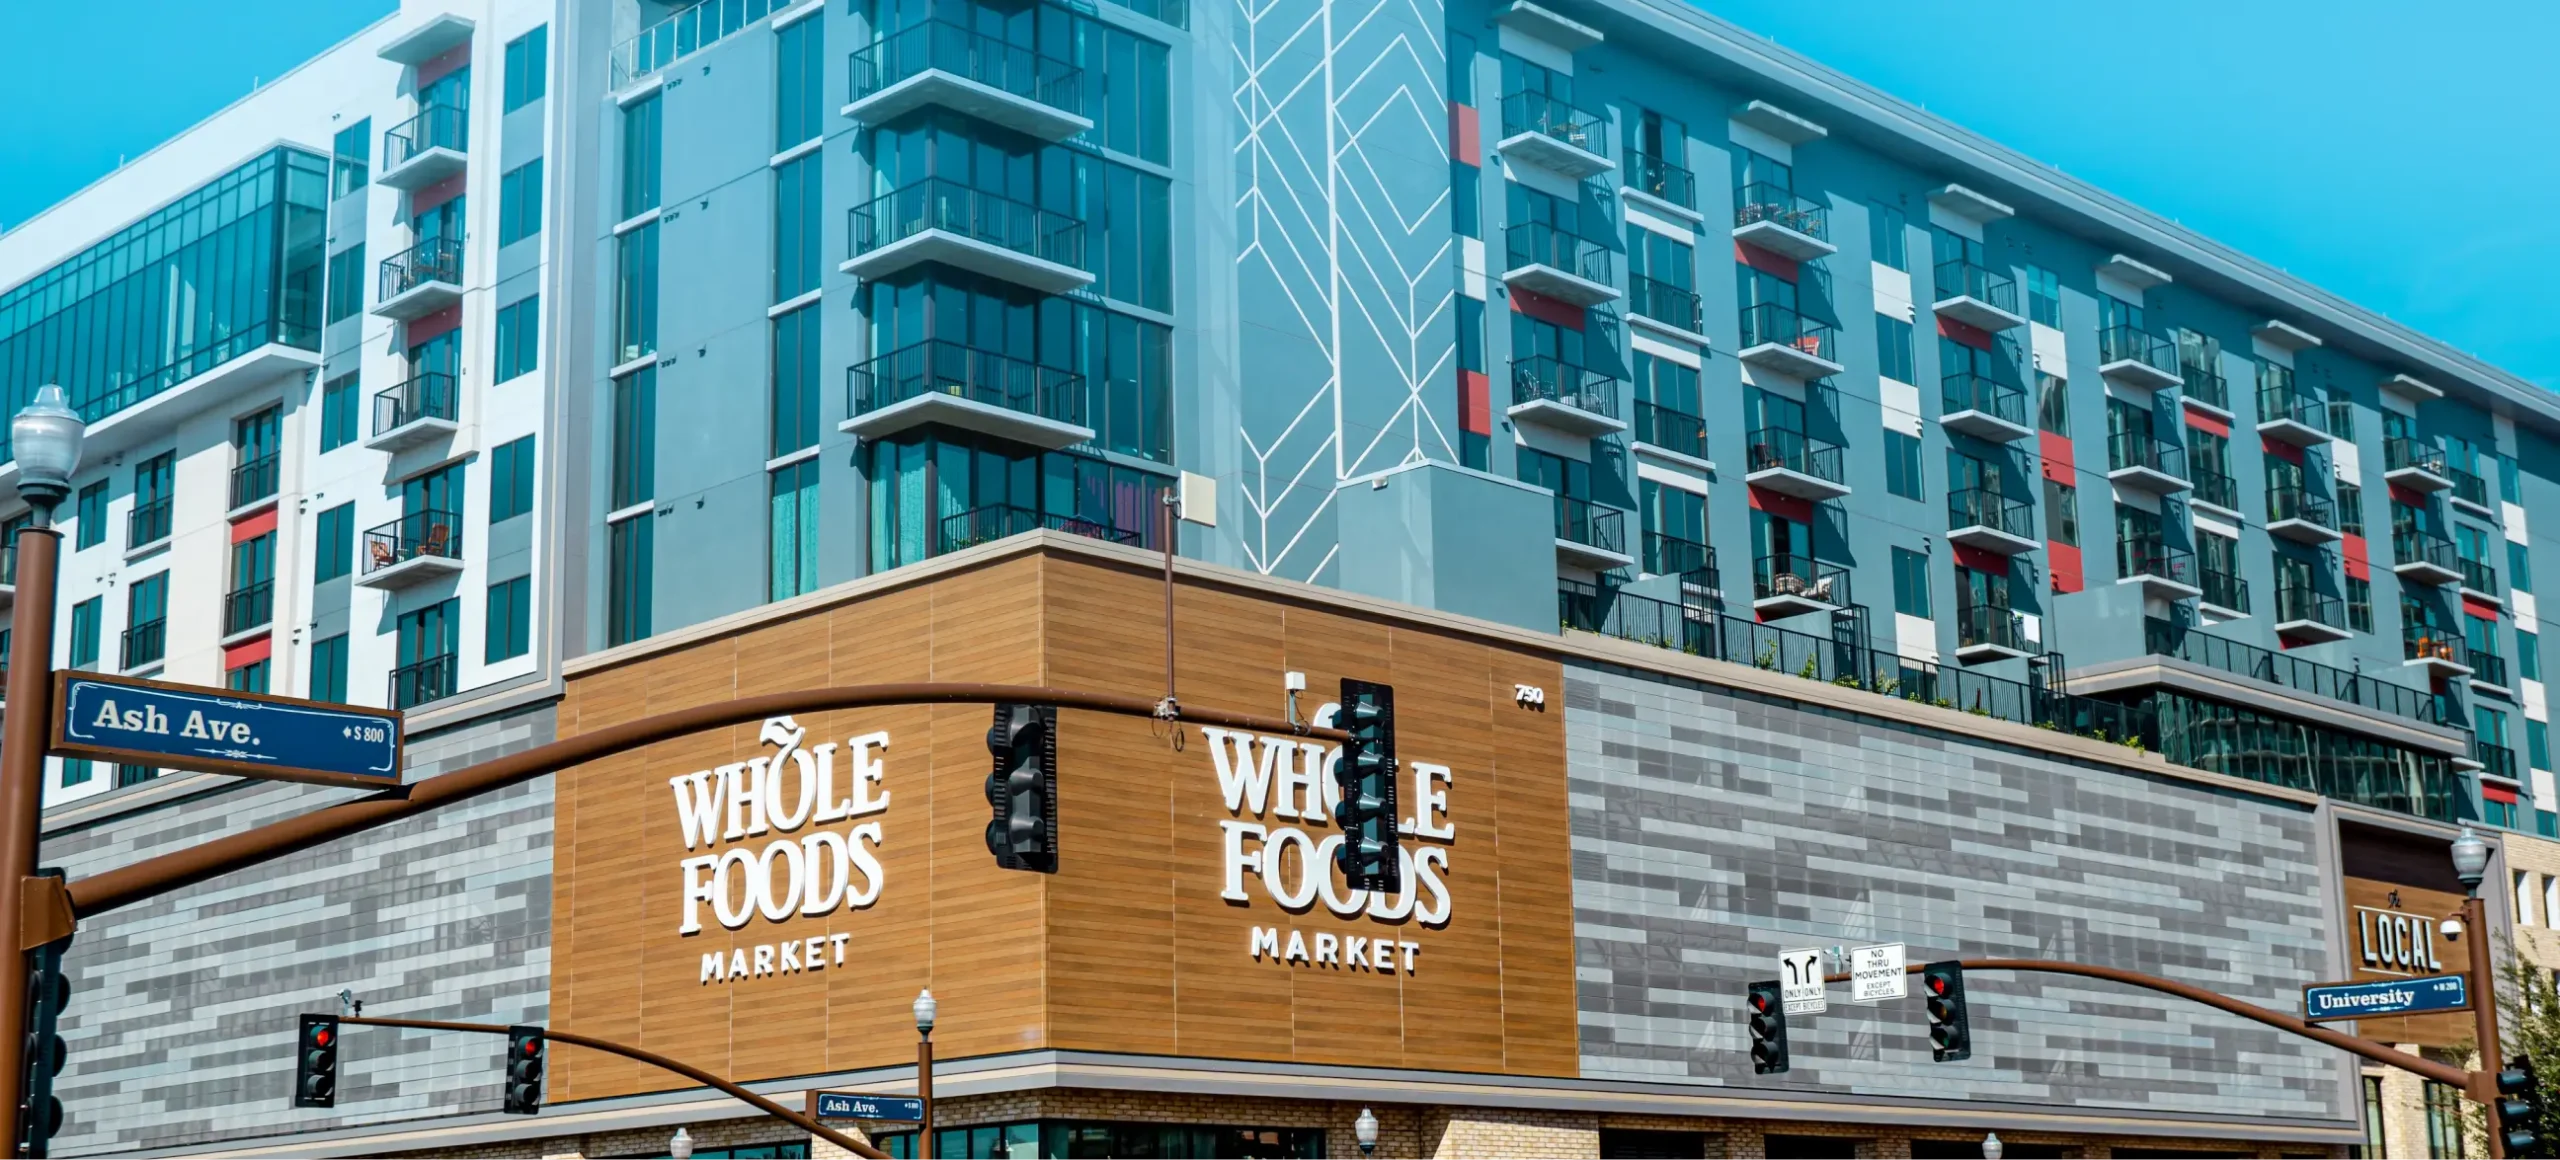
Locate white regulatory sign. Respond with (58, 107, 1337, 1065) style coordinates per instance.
(1779, 948, 1827, 1016)
(1851, 942, 1907, 1003)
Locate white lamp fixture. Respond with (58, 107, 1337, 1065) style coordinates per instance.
(669, 1126, 694, 1160)
(10, 384, 85, 523)
(1981, 1131, 2003, 1160)
(913, 988, 938, 1036)
(2452, 827, 2491, 891)
(1355, 1107, 1379, 1155)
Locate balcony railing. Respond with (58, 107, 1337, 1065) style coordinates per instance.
(1957, 604, 2028, 653)
(1499, 91, 1607, 158)
(2191, 466, 2238, 512)
(1505, 222, 1612, 285)
(2473, 650, 2511, 690)
(2404, 624, 2469, 669)
(391, 654, 456, 710)
(1933, 260, 2017, 313)
(379, 236, 464, 301)
(2394, 528, 2459, 572)
(1511, 356, 1617, 420)
(1627, 275, 1700, 332)
(2462, 556, 2499, 594)
(363, 509, 463, 575)
(2097, 326, 2178, 379)
(937, 504, 1141, 554)
(1947, 487, 2033, 540)
(1624, 149, 1693, 208)
(1941, 373, 2026, 428)
(2476, 741, 2519, 783)
(121, 620, 166, 670)
(1753, 554, 1850, 606)
(847, 178, 1085, 269)
(374, 372, 457, 435)
(846, 20, 1085, 115)
(225, 580, 273, 637)
(1630, 400, 1706, 461)
(2266, 485, 2334, 530)
(1747, 426, 1843, 485)
(230, 455, 278, 510)
(1733, 182, 1827, 243)
(1738, 303, 1835, 361)
(846, 340, 1087, 429)
(2146, 618, 2446, 725)
(1554, 496, 1625, 556)
(384, 104, 467, 168)
(2107, 431, 2187, 480)
(2275, 584, 2342, 632)
(2180, 364, 2229, 412)
(2257, 382, 2327, 436)
(2200, 568, 2250, 614)
(2451, 463, 2490, 509)
(127, 497, 171, 549)
(2118, 537, 2195, 587)
(1643, 532, 1712, 579)
(611, 0, 797, 88)
(2387, 437, 2449, 477)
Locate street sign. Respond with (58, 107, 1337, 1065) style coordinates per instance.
(50, 672, 404, 790)
(1851, 943, 1907, 1003)
(2303, 973, 2470, 1022)
(1780, 948, 1827, 1015)
(812, 1091, 926, 1122)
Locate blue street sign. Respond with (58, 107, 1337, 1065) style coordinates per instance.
(814, 1092, 925, 1122)
(52, 673, 403, 789)
(2303, 973, 2469, 1021)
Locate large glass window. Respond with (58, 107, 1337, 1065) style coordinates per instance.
(609, 516, 654, 645)
(68, 598, 100, 670)
(228, 532, 276, 635)
(489, 435, 536, 523)
(74, 481, 106, 550)
(131, 452, 174, 548)
(504, 25, 549, 111)
(1891, 547, 1930, 618)
(1638, 479, 1706, 575)
(320, 373, 360, 452)
(315, 502, 355, 582)
(1867, 201, 1905, 271)
(2025, 265, 2059, 327)
(774, 154, 822, 303)
(615, 221, 660, 364)
(863, 269, 1170, 463)
(621, 93, 662, 220)
(125, 572, 168, 669)
(499, 159, 544, 246)
(394, 599, 460, 708)
(326, 244, 367, 323)
(2044, 479, 2078, 546)
(770, 460, 820, 601)
(777, 13, 824, 148)
(612, 368, 657, 510)
(496, 295, 540, 382)
(310, 633, 348, 703)
(772, 305, 821, 455)
(330, 120, 370, 199)
(878, 1120, 1319, 1159)
(1875, 314, 1913, 384)
(234, 407, 281, 508)
(2035, 372, 2070, 436)
(1884, 431, 1923, 500)
(864, 431, 1166, 572)
(487, 575, 532, 662)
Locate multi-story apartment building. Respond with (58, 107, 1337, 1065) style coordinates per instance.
(4, 0, 2554, 1154)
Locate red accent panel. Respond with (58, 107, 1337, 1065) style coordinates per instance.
(224, 635, 273, 670)
(2039, 431, 2075, 483)
(408, 303, 462, 344)
(413, 172, 467, 215)
(2486, 784, 2521, 803)
(2466, 597, 2501, 622)
(416, 41, 472, 88)
(1449, 103, 1479, 163)
(2261, 436, 2304, 465)
(1951, 545, 2008, 576)
(1733, 241, 1800, 282)
(1510, 288, 1584, 331)
(2389, 483, 2426, 509)
(2342, 534, 2370, 581)
(231, 509, 278, 543)
(1748, 486, 1813, 525)
(2184, 409, 2231, 438)
(2048, 543, 2085, 593)
(1936, 315, 1993, 352)
(1457, 370, 1490, 436)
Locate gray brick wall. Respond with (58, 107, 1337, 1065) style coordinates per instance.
(43, 704, 556, 1155)
(1566, 665, 2347, 1123)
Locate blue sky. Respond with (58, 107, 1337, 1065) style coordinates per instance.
(4, 0, 2554, 385)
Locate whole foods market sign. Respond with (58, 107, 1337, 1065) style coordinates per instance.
(673, 717, 889, 986)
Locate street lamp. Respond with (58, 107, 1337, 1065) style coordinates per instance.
(2453, 827, 2490, 893)
(10, 385, 84, 522)
(2449, 825, 2514, 1158)
(1355, 1107, 1379, 1156)
(1980, 1131, 2003, 1160)
(914, 989, 937, 1160)
(668, 1126, 694, 1160)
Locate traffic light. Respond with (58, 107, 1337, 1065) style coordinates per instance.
(503, 1025, 545, 1115)
(984, 703, 1058, 872)
(1746, 979, 1788, 1074)
(1332, 678, 1400, 891)
(18, 936, 70, 1156)
(1922, 961, 1972, 1062)
(2498, 1054, 2545, 1157)
(293, 1014, 339, 1110)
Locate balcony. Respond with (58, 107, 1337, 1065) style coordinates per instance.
(2190, 466, 2240, 517)
(2385, 438, 2453, 492)
(230, 455, 278, 512)
(121, 620, 166, 672)
(2179, 366, 2231, 418)
(2450, 463, 2493, 515)
(1502, 223, 1618, 307)
(841, 340, 1093, 451)
(358, 509, 465, 590)
(1508, 357, 1624, 437)
(2476, 741, 2520, 784)
(1946, 488, 2038, 556)
(842, 21, 1090, 141)
(1939, 373, 2031, 442)
(1642, 532, 1713, 580)
(1731, 183, 1835, 261)
(1753, 554, 1848, 618)
(365, 372, 458, 452)
(2105, 431, 2190, 494)
(224, 581, 273, 639)
(2265, 486, 2342, 545)
(2460, 556, 2501, 605)
(1494, 91, 1612, 180)
(937, 504, 1141, 555)
(1737, 304, 1844, 380)
(1623, 150, 1695, 212)
(2117, 538, 2201, 601)
(1629, 400, 1708, 467)
(2255, 375, 2331, 447)
(2403, 624, 2473, 679)
(2147, 617, 2448, 726)
(1954, 604, 2033, 663)
(127, 497, 171, 552)
(2392, 529, 2462, 587)
(372, 237, 465, 322)
(1745, 427, 1850, 502)
(842, 179, 1091, 294)
(1932, 260, 2024, 332)
(2199, 569, 2250, 618)
(379, 104, 467, 192)
(391, 654, 457, 711)
(2097, 326, 2181, 391)
(1552, 496, 1632, 572)
(2273, 585, 2351, 645)
(2470, 650, 2512, 693)
(1626, 275, 1700, 334)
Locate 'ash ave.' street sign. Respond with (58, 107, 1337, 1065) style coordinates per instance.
(51, 672, 404, 789)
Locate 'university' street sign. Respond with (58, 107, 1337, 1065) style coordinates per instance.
(51, 672, 404, 790)
(2302, 973, 2469, 1022)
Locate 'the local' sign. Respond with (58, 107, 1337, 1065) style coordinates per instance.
(812, 1091, 925, 1122)
(51, 672, 403, 789)
(2304, 973, 2470, 1022)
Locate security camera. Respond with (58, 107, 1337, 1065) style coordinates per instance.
(2442, 917, 2465, 941)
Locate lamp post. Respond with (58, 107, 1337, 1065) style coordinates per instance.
(2451, 826, 2508, 1159)
(1354, 1107, 1378, 1156)
(913, 989, 937, 1160)
(0, 385, 81, 1156)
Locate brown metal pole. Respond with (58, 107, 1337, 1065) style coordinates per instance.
(65, 683, 1345, 920)
(340, 1016, 887, 1159)
(2467, 893, 2509, 1157)
(0, 527, 60, 1157)
(1160, 488, 1176, 711)
(917, 1030, 934, 1160)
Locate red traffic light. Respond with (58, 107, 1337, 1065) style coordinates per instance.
(310, 1026, 334, 1048)
(519, 1037, 543, 1057)
(1747, 992, 1774, 1013)
(1926, 975, 1949, 995)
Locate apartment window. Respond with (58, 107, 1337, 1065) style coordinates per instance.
(331, 119, 370, 199)
(310, 633, 349, 703)
(235, 407, 281, 508)
(492, 295, 541, 384)
(2044, 479, 2078, 546)
(2329, 398, 2358, 443)
(68, 597, 100, 670)
(770, 459, 820, 601)
(2035, 373, 2071, 436)
(1875, 314, 1913, 384)
(498, 160, 544, 247)
(615, 222, 660, 364)
(2337, 481, 2364, 537)
(608, 515, 654, 646)
(2346, 576, 2374, 634)
(125, 573, 167, 668)
(1884, 431, 1924, 500)
(394, 599, 460, 709)
(487, 575, 532, 662)
(2427, 1081, 2465, 1157)
(313, 501, 355, 582)
(1089, 162, 1174, 311)
(503, 25, 548, 111)
(621, 93, 662, 220)
(2514, 540, 2536, 593)
(776, 12, 823, 148)
(1450, 161, 1480, 239)
(612, 367, 657, 510)
(2503, 453, 2524, 504)
(127, 452, 174, 550)
(2534, 719, 2553, 771)
(227, 659, 270, 694)
(325, 244, 367, 323)
(489, 435, 536, 523)
(74, 481, 106, 549)
(1891, 547, 1930, 619)
(1867, 201, 1906, 271)
(228, 532, 275, 634)
(2025, 265, 2060, 327)
(2522, 629, 2543, 683)
(319, 373, 360, 451)
(771, 305, 821, 456)
(59, 760, 90, 788)
(1447, 32, 1475, 105)
(773, 154, 822, 302)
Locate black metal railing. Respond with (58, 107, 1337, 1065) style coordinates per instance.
(2461, 556, 2499, 594)
(230, 455, 278, 510)
(363, 509, 464, 575)
(1933, 259, 2017, 315)
(1733, 182, 1827, 243)
(2386, 437, 2448, 478)
(379, 236, 465, 301)
(1554, 496, 1625, 556)
(2404, 623, 2469, 669)
(1499, 91, 1607, 158)
(1505, 221, 1612, 285)
(1747, 426, 1843, 485)
(373, 371, 458, 436)
(2097, 326, 2178, 379)
(391, 654, 456, 710)
(1738, 303, 1835, 363)
(1957, 604, 2028, 654)
(2118, 537, 2195, 588)
(2451, 463, 2491, 509)
(127, 497, 172, 549)
(1624, 149, 1693, 208)
(1947, 487, 2033, 541)
(1627, 275, 1701, 332)
(846, 340, 1087, 429)
(846, 20, 1084, 114)
(1631, 400, 1707, 461)
(2200, 568, 2250, 614)
(2147, 618, 2446, 725)
(2274, 584, 2343, 632)
(1511, 356, 1617, 420)
(2181, 364, 2229, 412)
(2191, 466, 2238, 512)
(1752, 554, 1849, 607)
(1941, 373, 2026, 429)
(847, 178, 1086, 269)
(121, 620, 166, 670)
(2266, 485, 2334, 530)
(384, 103, 467, 168)
(936, 504, 1140, 554)
(2472, 650, 2511, 690)
(224, 580, 273, 637)
(2394, 528, 2459, 575)
(2107, 431, 2186, 481)
(2476, 741, 2519, 783)
(1644, 532, 1712, 579)
(2257, 381, 2328, 437)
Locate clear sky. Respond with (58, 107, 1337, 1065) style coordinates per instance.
(3, 0, 2553, 385)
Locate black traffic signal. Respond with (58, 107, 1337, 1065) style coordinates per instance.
(18, 935, 70, 1157)
(503, 1025, 545, 1115)
(984, 703, 1058, 873)
(1332, 678, 1400, 891)
(1746, 979, 1788, 1074)
(293, 1014, 339, 1110)
(1922, 961, 1972, 1063)
(2498, 1054, 2545, 1157)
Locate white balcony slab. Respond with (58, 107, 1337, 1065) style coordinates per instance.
(1495, 1, 1602, 51)
(1745, 465, 1850, 503)
(378, 13, 474, 66)
(1494, 130, 1613, 181)
(1501, 261, 1618, 307)
(1507, 398, 1626, 438)
(372, 275, 463, 322)
(839, 391, 1093, 451)
(357, 552, 464, 591)
(363, 413, 458, 453)
(2267, 516, 2343, 546)
(1731, 218, 1836, 262)
(1940, 406, 2032, 443)
(2098, 356, 2182, 392)
(1934, 293, 2025, 333)
(1737, 340, 1844, 381)
(1732, 100, 1826, 144)
(377, 146, 466, 193)
(2106, 463, 2191, 495)
(2253, 319, 2322, 351)
(840, 70, 1091, 142)
(839, 229, 1093, 295)
(1947, 522, 2039, 556)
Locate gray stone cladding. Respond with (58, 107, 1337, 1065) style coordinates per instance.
(42, 704, 556, 1155)
(1566, 664, 2348, 1124)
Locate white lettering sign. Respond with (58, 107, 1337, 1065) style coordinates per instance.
(1850, 943, 1906, 1003)
(2356, 905, 2448, 976)
(1780, 948, 1827, 1015)
(678, 718, 892, 987)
